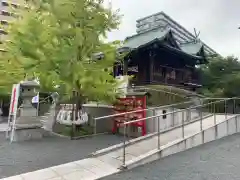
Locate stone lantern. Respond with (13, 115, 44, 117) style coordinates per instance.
(10, 80, 44, 142)
(19, 80, 40, 117)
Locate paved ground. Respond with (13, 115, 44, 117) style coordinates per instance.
(103, 133, 240, 180)
(0, 133, 124, 179)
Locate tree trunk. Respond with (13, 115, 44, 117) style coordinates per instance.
(75, 93, 83, 132)
(71, 90, 84, 139)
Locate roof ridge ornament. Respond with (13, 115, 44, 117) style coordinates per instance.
(193, 28, 201, 43)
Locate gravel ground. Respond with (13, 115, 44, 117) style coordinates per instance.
(103, 133, 240, 180)
(0, 133, 124, 179)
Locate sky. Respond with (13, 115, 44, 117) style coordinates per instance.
(107, 0, 240, 58)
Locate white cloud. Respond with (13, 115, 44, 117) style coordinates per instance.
(107, 0, 240, 58)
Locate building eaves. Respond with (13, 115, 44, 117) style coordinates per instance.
(180, 42, 203, 55)
(122, 27, 204, 61)
(162, 44, 204, 61)
(123, 28, 170, 49)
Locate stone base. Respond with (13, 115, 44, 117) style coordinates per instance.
(9, 128, 45, 142)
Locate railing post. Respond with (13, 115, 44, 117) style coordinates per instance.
(200, 106, 203, 131)
(213, 101, 218, 139)
(224, 99, 227, 119)
(94, 117, 97, 135)
(234, 99, 238, 133)
(200, 105, 204, 144)
(157, 116, 160, 150)
(233, 99, 236, 114)
(181, 110, 185, 139)
(187, 108, 190, 122)
(213, 102, 216, 125)
(233, 99, 238, 133)
(190, 106, 192, 122)
(224, 99, 228, 135)
(172, 107, 175, 127)
(123, 123, 126, 166)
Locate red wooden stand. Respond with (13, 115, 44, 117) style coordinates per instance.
(112, 94, 147, 136)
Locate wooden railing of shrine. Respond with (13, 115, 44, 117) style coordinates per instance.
(130, 65, 200, 90)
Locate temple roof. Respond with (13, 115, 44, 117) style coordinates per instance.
(124, 28, 172, 49)
(123, 27, 206, 62)
(180, 42, 204, 55)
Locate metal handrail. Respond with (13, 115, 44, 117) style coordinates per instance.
(123, 97, 235, 125)
(203, 97, 240, 100)
(94, 100, 192, 121)
(95, 82, 204, 121)
(133, 86, 189, 98)
(121, 97, 237, 166)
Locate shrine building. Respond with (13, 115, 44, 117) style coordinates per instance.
(114, 12, 218, 91)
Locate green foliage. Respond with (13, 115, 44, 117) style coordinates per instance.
(200, 56, 240, 98)
(1, 0, 124, 103)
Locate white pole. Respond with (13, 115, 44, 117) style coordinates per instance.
(6, 84, 17, 138)
(9, 84, 20, 143)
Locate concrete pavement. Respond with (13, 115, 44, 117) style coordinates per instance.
(1, 114, 233, 180)
(102, 133, 240, 180)
(0, 134, 124, 179)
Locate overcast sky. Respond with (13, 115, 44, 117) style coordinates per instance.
(107, 0, 240, 58)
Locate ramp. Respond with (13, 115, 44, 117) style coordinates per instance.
(91, 98, 239, 170)
(92, 114, 235, 169)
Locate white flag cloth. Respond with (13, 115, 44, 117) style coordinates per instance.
(31, 93, 39, 104)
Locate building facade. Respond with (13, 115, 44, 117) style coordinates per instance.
(135, 11, 217, 56)
(115, 12, 218, 90)
(115, 29, 205, 90)
(0, 0, 21, 51)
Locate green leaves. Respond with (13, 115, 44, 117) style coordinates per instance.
(1, 0, 123, 103)
(200, 56, 240, 98)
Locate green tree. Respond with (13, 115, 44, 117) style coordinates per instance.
(0, 51, 25, 96)
(200, 55, 240, 97)
(4, 0, 123, 99)
(2, 0, 125, 135)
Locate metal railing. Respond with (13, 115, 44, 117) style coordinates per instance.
(93, 100, 194, 134)
(119, 97, 239, 166)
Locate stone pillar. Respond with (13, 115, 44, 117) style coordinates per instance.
(10, 80, 44, 142)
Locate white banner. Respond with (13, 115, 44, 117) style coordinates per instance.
(56, 104, 88, 125)
(6, 84, 20, 140)
(9, 84, 20, 116)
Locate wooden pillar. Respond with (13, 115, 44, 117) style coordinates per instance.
(113, 63, 117, 77)
(123, 58, 128, 75)
(149, 52, 154, 83)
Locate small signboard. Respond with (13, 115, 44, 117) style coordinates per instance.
(9, 84, 20, 116)
(6, 84, 20, 140)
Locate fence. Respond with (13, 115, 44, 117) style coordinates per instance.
(93, 100, 194, 134)
(95, 97, 239, 166)
(122, 98, 238, 166)
(93, 98, 238, 136)
(132, 86, 194, 107)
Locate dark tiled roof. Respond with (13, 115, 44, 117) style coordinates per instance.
(122, 27, 205, 61)
(124, 28, 170, 49)
(180, 42, 203, 55)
